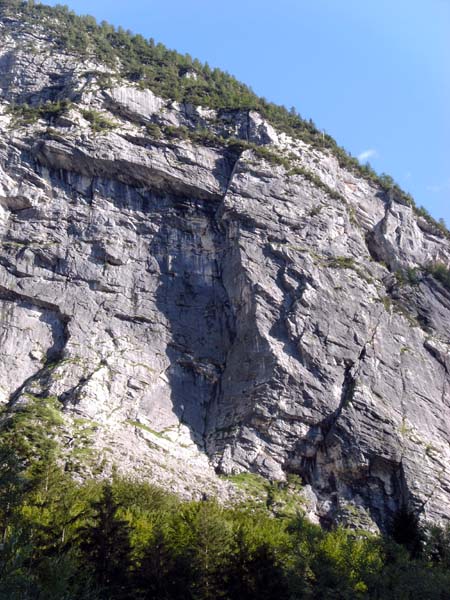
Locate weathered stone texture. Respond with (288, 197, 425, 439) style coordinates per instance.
(0, 17, 450, 529)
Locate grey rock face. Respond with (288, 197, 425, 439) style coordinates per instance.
(1, 16, 450, 529)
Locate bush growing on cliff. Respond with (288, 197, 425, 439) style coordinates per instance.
(81, 109, 117, 133)
(5, 99, 72, 126)
(425, 262, 450, 291)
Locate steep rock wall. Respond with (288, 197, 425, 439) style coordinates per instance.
(1, 17, 450, 530)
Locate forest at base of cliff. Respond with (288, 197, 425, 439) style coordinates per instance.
(1, 434, 450, 600)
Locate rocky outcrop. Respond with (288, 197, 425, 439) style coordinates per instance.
(1, 12, 450, 531)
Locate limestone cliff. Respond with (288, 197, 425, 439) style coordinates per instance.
(1, 4, 450, 532)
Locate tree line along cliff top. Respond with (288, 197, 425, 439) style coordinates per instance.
(1, 0, 447, 238)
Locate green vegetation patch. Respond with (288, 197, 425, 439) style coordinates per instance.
(0, 394, 64, 470)
(289, 165, 346, 202)
(126, 419, 167, 439)
(0, 453, 447, 598)
(395, 267, 422, 286)
(6, 99, 72, 126)
(225, 472, 269, 498)
(224, 471, 304, 518)
(425, 262, 450, 291)
(81, 108, 117, 133)
(327, 256, 356, 269)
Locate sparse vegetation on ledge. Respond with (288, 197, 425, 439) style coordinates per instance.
(425, 262, 450, 291)
(81, 108, 117, 133)
(395, 263, 450, 291)
(327, 256, 356, 269)
(144, 123, 347, 203)
(5, 98, 72, 125)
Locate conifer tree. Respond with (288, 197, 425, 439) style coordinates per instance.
(0, 445, 26, 544)
(187, 501, 232, 600)
(80, 483, 132, 599)
(135, 525, 178, 600)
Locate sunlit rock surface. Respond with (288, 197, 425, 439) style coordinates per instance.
(1, 13, 450, 530)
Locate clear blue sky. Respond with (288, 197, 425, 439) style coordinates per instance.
(46, 0, 450, 223)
